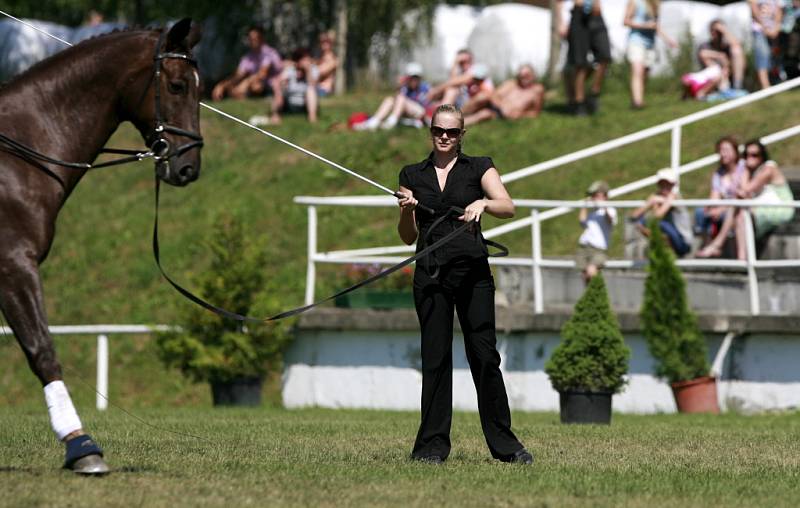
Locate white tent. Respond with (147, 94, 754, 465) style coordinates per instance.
(378, 1, 755, 82)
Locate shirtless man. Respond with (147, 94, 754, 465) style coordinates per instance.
(314, 30, 338, 96)
(462, 64, 544, 126)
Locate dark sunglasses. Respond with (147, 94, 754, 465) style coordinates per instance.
(745, 151, 762, 158)
(430, 126, 462, 138)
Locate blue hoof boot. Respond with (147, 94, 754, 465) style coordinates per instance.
(64, 435, 109, 475)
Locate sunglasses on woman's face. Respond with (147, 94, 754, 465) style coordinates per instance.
(430, 126, 462, 138)
(745, 151, 762, 158)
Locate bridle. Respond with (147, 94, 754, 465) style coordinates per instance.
(148, 29, 204, 181)
(0, 27, 203, 175)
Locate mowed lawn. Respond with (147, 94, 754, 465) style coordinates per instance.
(0, 407, 798, 507)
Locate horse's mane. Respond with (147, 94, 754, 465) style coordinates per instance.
(0, 26, 162, 91)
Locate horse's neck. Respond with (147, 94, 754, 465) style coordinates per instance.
(4, 33, 152, 191)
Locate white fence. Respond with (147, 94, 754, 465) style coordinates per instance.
(295, 197, 800, 316)
(295, 75, 800, 312)
(47, 325, 172, 411)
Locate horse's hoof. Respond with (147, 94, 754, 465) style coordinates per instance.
(70, 454, 110, 475)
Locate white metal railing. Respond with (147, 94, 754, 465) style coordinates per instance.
(296, 197, 800, 316)
(500, 76, 800, 185)
(295, 74, 800, 309)
(41, 325, 173, 410)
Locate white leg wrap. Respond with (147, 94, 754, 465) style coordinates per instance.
(44, 381, 82, 441)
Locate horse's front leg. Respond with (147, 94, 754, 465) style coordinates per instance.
(0, 255, 110, 475)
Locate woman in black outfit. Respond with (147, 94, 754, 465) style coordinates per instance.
(396, 104, 532, 465)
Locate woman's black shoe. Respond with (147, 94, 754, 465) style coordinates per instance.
(413, 455, 444, 465)
(510, 448, 534, 465)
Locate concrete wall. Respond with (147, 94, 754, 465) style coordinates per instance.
(283, 309, 800, 414)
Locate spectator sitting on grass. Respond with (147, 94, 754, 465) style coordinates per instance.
(250, 48, 318, 125)
(211, 25, 283, 102)
(577, 180, 617, 284)
(696, 19, 747, 94)
(354, 62, 431, 131)
(427, 53, 494, 109)
(314, 30, 338, 96)
(629, 169, 693, 257)
(461, 64, 545, 126)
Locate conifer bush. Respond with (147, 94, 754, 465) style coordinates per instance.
(640, 218, 709, 383)
(155, 213, 293, 384)
(545, 274, 630, 393)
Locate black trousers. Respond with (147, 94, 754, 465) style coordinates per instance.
(411, 257, 523, 461)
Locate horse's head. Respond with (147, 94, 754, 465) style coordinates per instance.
(131, 19, 203, 187)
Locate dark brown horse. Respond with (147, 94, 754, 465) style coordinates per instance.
(0, 19, 203, 474)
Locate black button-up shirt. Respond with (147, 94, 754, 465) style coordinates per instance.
(399, 152, 494, 263)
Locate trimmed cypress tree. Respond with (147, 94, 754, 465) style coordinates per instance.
(640, 218, 709, 383)
(155, 213, 294, 385)
(545, 274, 630, 393)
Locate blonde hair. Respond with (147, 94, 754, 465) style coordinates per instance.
(431, 104, 464, 130)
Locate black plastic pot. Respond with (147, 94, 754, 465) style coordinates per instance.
(559, 390, 612, 424)
(210, 377, 263, 406)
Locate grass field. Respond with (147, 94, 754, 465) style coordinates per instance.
(1, 407, 798, 507)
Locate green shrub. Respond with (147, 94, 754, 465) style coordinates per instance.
(155, 213, 294, 383)
(640, 218, 709, 383)
(545, 274, 630, 393)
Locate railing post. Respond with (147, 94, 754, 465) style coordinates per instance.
(96, 334, 108, 411)
(671, 124, 682, 174)
(305, 206, 318, 306)
(743, 211, 760, 315)
(531, 209, 543, 314)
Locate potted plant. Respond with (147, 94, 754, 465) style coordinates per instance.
(545, 274, 630, 424)
(155, 213, 294, 406)
(333, 263, 414, 309)
(640, 218, 718, 413)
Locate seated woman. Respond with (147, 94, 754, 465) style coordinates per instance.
(696, 136, 748, 258)
(741, 140, 795, 247)
(355, 62, 431, 130)
(629, 168, 693, 257)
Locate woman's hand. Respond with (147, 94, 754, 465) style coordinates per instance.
(459, 199, 488, 222)
(397, 190, 418, 213)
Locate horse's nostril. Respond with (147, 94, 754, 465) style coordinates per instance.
(178, 165, 194, 180)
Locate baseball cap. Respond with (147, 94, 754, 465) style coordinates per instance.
(655, 168, 678, 184)
(586, 180, 610, 195)
(472, 63, 488, 80)
(405, 62, 423, 77)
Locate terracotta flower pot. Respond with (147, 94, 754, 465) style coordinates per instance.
(670, 375, 720, 414)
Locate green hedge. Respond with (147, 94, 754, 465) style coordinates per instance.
(545, 274, 630, 393)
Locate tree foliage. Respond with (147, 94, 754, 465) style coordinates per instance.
(640, 218, 709, 383)
(545, 274, 630, 394)
(155, 213, 293, 384)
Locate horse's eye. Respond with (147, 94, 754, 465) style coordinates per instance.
(168, 80, 187, 95)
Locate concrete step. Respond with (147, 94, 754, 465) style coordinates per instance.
(495, 265, 800, 315)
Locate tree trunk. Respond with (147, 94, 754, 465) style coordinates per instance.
(334, 0, 348, 94)
(547, 0, 562, 86)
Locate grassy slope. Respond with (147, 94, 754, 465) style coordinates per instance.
(0, 407, 798, 507)
(36, 78, 800, 325)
